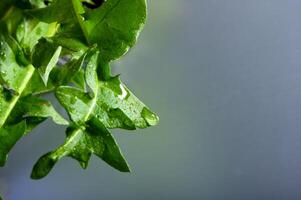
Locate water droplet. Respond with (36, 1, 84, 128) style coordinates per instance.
(117, 84, 128, 100)
(141, 107, 159, 126)
(0, 52, 6, 59)
(0, 70, 7, 77)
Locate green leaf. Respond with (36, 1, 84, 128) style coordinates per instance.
(0, 95, 68, 166)
(27, 0, 88, 46)
(95, 76, 159, 129)
(55, 50, 158, 130)
(83, 0, 147, 61)
(0, 35, 35, 127)
(85, 49, 98, 95)
(1, 0, 158, 184)
(16, 19, 57, 52)
(0, 1, 12, 20)
(56, 86, 92, 124)
(22, 70, 55, 95)
(31, 117, 130, 179)
(51, 56, 85, 87)
(24, 52, 87, 95)
(72, 68, 86, 90)
(55, 77, 159, 130)
(13, 95, 68, 126)
(32, 38, 62, 84)
(45, 50, 157, 176)
(0, 121, 26, 166)
(29, 0, 147, 61)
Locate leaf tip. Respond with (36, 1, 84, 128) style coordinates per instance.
(141, 107, 159, 126)
(31, 153, 56, 180)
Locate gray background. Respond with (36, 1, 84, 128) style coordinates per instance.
(2, 0, 301, 199)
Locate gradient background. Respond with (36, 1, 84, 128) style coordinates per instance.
(2, 0, 301, 199)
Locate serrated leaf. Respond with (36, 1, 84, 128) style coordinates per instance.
(0, 121, 26, 166)
(31, 117, 130, 179)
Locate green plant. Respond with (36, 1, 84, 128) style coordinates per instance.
(0, 0, 158, 197)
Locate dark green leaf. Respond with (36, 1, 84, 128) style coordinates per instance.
(31, 117, 130, 179)
(0, 121, 26, 166)
(32, 38, 62, 84)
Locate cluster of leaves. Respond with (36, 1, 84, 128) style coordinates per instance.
(0, 0, 158, 193)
